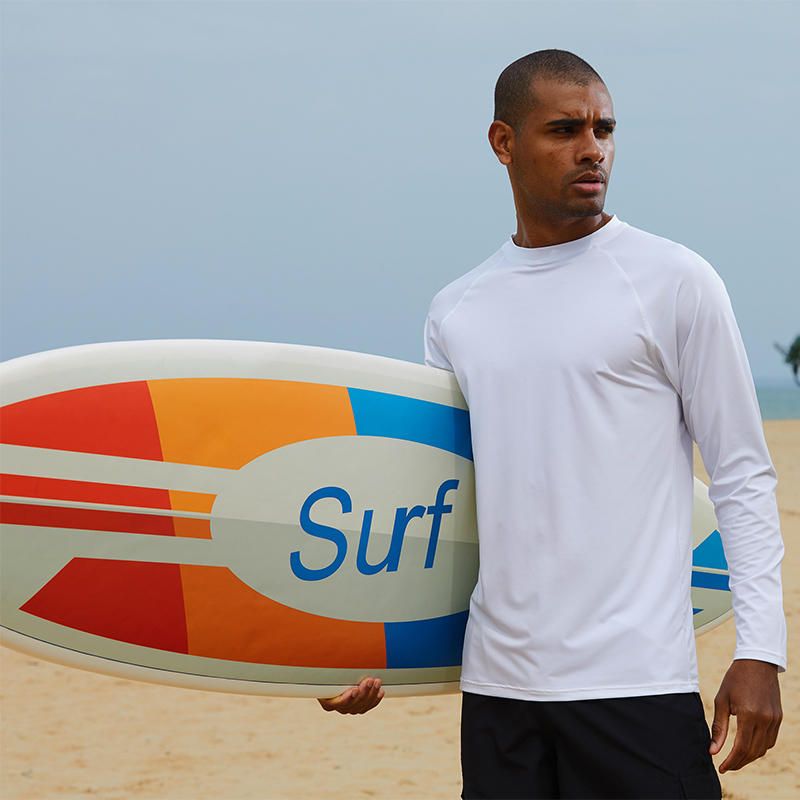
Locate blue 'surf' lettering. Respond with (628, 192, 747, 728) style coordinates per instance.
(357, 504, 426, 575)
(289, 485, 351, 581)
(424, 479, 459, 569)
(291, 479, 460, 581)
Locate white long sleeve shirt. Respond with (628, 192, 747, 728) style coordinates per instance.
(424, 214, 787, 701)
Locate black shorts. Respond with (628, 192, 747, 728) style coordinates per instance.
(460, 690, 722, 800)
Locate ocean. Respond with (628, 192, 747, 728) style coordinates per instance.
(756, 384, 800, 420)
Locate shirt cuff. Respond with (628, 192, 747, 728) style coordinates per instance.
(733, 649, 787, 673)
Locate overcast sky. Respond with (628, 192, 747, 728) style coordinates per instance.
(2, 0, 798, 383)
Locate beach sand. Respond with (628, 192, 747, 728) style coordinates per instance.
(1, 420, 797, 799)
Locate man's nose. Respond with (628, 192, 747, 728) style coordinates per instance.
(577, 131, 604, 164)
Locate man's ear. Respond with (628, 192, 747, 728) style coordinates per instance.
(488, 120, 514, 166)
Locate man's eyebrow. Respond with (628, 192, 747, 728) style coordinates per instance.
(545, 117, 617, 127)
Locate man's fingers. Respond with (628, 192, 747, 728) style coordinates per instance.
(340, 685, 369, 714)
(347, 678, 384, 714)
(719, 712, 755, 773)
(345, 680, 373, 713)
(767, 703, 783, 750)
(318, 677, 383, 714)
(709, 693, 729, 756)
(721, 708, 779, 772)
(766, 713, 782, 750)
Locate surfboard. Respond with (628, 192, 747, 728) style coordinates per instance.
(0, 340, 732, 697)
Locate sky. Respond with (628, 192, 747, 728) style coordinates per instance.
(1, 0, 798, 384)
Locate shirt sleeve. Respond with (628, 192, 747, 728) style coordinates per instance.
(423, 311, 454, 372)
(673, 258, 787, 672)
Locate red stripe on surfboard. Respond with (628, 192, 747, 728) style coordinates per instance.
(0, 381, 164, 460)
(0, 473, 172, 510)
(20, 558, 188, 654)
(20, 558, 385, 667)
(0, 502, 180, 537)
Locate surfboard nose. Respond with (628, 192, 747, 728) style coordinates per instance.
(0, 340, 479, 697)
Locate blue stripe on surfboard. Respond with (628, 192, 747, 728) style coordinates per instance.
(384, 610, 468, 668)
(693, 608, 702, 614)
(691, 571, 730, 592)
(692, 529, 728, 570)
(348, 388, 473, 461)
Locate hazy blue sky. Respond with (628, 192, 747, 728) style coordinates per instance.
(2, 0, 798, 383)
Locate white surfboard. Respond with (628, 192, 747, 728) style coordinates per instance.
(0, 340, 731, 697)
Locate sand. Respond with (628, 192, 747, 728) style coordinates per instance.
(1, 420, 797, 800)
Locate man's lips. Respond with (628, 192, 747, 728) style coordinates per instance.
(571, 173, 605, 193)
(572, 171, 605, 184)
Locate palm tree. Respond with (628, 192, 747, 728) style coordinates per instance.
(774, 335, 800, 386)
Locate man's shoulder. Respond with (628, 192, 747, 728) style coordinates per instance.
(427, 245, 505, 323)
(613, 220, 722, 287)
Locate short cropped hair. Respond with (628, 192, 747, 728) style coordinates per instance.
(494, 49, 605, 131)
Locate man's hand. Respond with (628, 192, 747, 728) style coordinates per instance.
(710, 659, 783, 773)
(317, 677, 384, 714)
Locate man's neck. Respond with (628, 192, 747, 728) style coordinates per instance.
(512, 211, 613, 249)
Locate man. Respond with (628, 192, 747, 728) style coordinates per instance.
(318, 49, 786, 799)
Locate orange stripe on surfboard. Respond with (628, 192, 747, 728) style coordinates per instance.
(172, 517, 212, 539)
(147, 378, 357, 469)
(169, 490, 214, 538)
(180, 565, 387, 669)
(168, 489, 215, 514)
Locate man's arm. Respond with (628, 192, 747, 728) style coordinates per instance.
(670, 256, 786, 770)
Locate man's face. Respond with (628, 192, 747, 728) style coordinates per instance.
(491, 77, 616, 219)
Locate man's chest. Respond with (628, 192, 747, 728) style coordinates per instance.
(440, 264, 662, 400)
